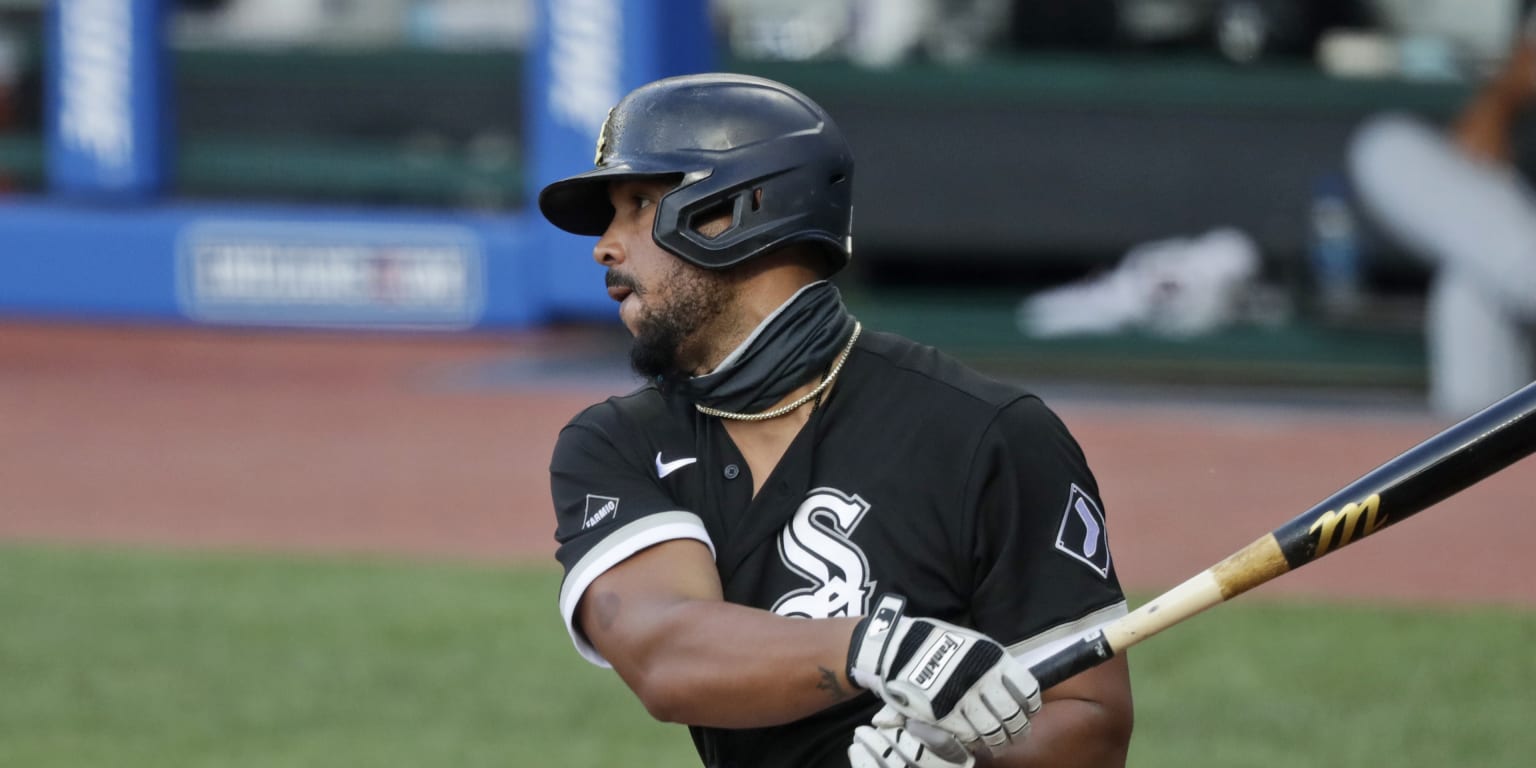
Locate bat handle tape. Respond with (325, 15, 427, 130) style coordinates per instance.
(1028, 631, 1115, 690)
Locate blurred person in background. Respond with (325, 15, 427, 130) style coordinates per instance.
(0, 3, 42, 194)
(715, 0, 1012, 66)
(173, 0, 414, 46)
(1348, 12, 1536, 416)
(539, 73, 1132, 768)
(0, 29, 18, 193)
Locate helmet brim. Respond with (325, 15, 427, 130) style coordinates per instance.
(537, 162, 685, 236)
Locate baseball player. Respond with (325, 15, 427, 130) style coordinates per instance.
(1348, 25, 1536, 418)
(542, 73, 1132, 767)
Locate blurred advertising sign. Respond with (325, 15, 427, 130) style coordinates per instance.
(525, 0, 713, 318)
(176, 221, 486, 329)
(45, 0, 172, 199)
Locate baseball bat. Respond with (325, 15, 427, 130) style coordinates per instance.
(1029, 380, 1536, 690)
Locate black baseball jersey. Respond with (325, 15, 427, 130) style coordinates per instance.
(550, 330, 1126, 768)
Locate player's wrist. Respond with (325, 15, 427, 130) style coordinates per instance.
(847, 593, 910, 691)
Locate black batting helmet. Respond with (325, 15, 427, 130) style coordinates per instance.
(538, 73, 854, 273)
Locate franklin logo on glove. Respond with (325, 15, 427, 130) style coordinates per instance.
(912, 633, 964, 689)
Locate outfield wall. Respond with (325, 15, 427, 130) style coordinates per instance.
(0, 0, 711, 331)
(0, 198, 541, 329)
(2, 2, 1474, 331)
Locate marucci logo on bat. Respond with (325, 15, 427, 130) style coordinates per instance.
(1307, 493, 1385, 558)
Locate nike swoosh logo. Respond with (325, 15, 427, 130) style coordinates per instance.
(655, 452, 698, 479)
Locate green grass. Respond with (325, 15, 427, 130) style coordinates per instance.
(1125, 600, 1536, 767)
(0, 546, 693, 768)
(1, 545, 1532, 767)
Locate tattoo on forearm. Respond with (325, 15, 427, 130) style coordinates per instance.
(816, 665, 850, 701)
(592, 591, 621, 631)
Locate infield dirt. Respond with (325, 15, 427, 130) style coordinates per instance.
(3, 321, 1531, 606)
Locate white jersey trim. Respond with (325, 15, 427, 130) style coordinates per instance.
(1006, 600, 1130, 669)
(558, 510, 716, 668)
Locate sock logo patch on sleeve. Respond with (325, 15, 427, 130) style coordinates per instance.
(1055, 483, 1111, 578)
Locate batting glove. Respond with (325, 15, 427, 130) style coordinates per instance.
(848, 718, 974, 768)
(847, 594, 1042, 756)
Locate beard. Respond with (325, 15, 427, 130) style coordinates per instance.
(618, 261, 735, 386)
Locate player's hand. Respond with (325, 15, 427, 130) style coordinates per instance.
(848, 718, 974, 768)
(847, 594, 1041, 756)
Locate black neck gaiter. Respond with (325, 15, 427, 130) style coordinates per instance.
(676, 281, 855, 413)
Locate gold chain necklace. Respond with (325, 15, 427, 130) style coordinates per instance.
(695, 321, 862, 422)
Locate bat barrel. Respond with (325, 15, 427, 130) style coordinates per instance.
(1273, 381, 1536, 568)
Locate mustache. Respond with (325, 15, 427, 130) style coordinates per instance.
(606, 270, 641, 294)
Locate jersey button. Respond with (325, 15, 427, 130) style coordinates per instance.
(723, 464, 740, 480)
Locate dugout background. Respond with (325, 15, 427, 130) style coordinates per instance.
(2, 0, 1523, 392)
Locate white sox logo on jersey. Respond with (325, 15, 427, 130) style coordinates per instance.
(772, 488, 875, 619)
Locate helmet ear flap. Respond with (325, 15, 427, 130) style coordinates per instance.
(655, 174, 753, 268)
(685, 193, 745, 242)
(683, 185, 774, 243)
